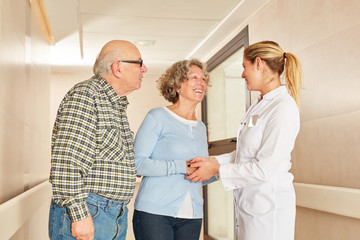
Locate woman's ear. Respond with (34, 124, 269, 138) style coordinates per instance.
(255, 57, 262, 70)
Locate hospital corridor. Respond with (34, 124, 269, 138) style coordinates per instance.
(0, 0, 359, 239)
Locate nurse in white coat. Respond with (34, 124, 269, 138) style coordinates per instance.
(187, 41, 302, 240)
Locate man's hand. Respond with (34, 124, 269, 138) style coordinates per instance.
(71, 215, 95, 240)
(186, 156, 220, 182)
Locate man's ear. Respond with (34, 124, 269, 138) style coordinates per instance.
(112, 62, 122, 77)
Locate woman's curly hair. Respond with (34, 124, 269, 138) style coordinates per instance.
(157, 59, 210, 103)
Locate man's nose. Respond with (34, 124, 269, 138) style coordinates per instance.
(141, 63, 148, 73)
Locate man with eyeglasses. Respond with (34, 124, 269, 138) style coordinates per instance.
(49, 40, 147, 240)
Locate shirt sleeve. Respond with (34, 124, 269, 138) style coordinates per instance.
(219, 103, 300, 190)
(50, 89, 96, 222)
(215, 150, 236, 164)
(134, 112, 186, 176)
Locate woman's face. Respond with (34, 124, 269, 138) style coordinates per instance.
(178, 65, 207, 104)
(241, 57, 263, 92)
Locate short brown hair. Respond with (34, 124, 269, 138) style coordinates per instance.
(157, 59, 209, 103)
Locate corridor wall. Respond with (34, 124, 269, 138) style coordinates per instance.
(0, 0, 51, 239)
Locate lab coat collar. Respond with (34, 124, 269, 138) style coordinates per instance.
(261, 85, 287, 101)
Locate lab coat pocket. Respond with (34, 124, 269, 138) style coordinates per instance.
(241, 185, 275, 216)
(240, 118, 265, 147)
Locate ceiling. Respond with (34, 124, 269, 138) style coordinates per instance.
(44, 0, 269, 75)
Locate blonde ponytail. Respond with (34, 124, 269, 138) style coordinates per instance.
(244, 41, 303, 107)
(283, 52, 302, 107)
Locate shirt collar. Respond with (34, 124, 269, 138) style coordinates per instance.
(261, 85, 287, 101)
(96, 76, 129, 110)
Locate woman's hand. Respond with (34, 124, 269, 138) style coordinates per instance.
(186, 160, 198, 176)
(186, 156, 220, 182)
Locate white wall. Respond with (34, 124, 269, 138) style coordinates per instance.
(0, 0, 51, 239)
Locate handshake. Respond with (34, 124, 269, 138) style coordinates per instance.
(185, 156, 220, 182)
(186, 160, 198, 176)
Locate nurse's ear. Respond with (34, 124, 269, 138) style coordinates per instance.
(255, 57, 262, 71)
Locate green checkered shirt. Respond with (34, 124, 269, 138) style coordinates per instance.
(50, 76, 136, 222)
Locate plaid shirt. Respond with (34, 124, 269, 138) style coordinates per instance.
(50, 76, 136, 222)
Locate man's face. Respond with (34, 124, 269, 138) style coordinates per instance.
(118, 46, 147, 94)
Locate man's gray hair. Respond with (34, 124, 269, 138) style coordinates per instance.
(93, 51, 118, 77)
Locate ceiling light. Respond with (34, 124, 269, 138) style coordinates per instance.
(134, 40, 156, 47)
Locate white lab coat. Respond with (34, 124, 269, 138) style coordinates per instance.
(216, 86, 299, 240)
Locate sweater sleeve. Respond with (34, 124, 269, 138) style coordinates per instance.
(134, 112, 186, 176)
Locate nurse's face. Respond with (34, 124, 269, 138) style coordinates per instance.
(241, 57, 263, 92)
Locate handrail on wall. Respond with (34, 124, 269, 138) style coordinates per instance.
(0, 181, 51, 240)
(294, 182, 360, 219)
(0, 181, 358, 239)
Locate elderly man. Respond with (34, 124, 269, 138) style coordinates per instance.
(49, 40, 147, 240)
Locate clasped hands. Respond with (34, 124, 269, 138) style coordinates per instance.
(186, 156, 220, 182)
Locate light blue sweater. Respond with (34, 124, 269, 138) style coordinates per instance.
(134, 107, 215, 218)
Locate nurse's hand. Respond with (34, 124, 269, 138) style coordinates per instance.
(186, 156, 220, 182)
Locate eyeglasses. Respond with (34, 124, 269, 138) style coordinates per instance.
(118, 60, 143, 67)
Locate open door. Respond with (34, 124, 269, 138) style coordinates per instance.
(202, 26, 249, 240)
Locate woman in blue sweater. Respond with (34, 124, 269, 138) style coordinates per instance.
(132, 59, 215, 240)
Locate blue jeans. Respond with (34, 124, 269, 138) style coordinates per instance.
(48, 194, 128, 240)
(132, 210, 202, 240)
